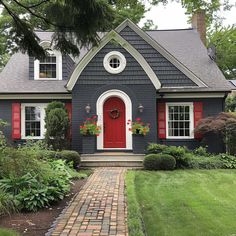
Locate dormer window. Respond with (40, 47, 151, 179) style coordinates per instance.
(34, 41, 62, 80)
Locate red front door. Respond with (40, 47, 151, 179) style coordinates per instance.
(103, 97, 126, 148)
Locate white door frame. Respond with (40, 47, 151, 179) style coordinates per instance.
(96, 89, 133, 150)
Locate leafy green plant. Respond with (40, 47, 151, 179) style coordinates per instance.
(193, 146, 210, 156)
(144, 154, 176, 170)
(0, 191, 17, 216)
(58, 150, 81, 169)
(219, 154, 236, 169)
(0, 228, 20, 236)
(80, 116, 101, 136)
(127, 118, 150, 136)
(0, 119, 7, 150)
(45, 101, 70, 150)
(146, 143, 167, 154)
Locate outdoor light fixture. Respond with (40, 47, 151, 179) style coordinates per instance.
(85, 104, 91, 113)
(138, 103, 144, 113)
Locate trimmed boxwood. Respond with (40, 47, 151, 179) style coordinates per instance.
(58, 150, 81, 169)
(144, 154, 176, 171)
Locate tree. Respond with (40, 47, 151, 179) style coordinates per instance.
(207, 26, 236, 80)
(195, 112, 236, 154)
(45, 101, 69, 150)
(225, 94, 236, 112)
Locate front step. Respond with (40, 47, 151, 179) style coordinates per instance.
(81, 152, 144, 167)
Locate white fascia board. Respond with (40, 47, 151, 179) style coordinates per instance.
(0, 94, 72, 99)
(158, 92, 226, 98)
(66, 30, 161, 91)
(115, 19, 207, 88)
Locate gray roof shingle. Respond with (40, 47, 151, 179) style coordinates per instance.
(0, 29, 232, 93)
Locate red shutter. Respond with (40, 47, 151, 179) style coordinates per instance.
(12, 103, 21, 140)
(158, 102, 166, 139)
(194, 102, 203, 140)
(65, 103, 72, 139)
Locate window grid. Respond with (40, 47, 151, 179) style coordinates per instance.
(39, 55, 57, 78)
(168, 105, 191, 137)
(25, 107, 41, 137)
(109, 58, 120, 69)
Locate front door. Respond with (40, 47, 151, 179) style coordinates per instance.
(103, 97, 126, 148)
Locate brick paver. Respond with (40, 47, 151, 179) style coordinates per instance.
(49, 168, 128, 236)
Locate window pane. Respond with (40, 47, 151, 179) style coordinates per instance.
(25, 106, 41, 137)
(39, 56, 57, 78)
(168, 105, 191, 137)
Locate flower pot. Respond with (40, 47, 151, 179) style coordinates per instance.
(82, 135, 96, 154)
(133, 134, 146, 154)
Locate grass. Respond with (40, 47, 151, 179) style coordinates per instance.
(0, 228, 20, 236)
(126, 170, 236, 236)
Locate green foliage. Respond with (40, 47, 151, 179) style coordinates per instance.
(219, 153, 236, 169)
(193, 146, 209, 156)
(208, 26, 236, 79)
(0, 228, 20, 236)
(0, 191, 17, 216)
(45, 102, 69, 150)
(80, 116, 101, 136)
(146, 143, 167, 154)
(58, 150, 81, 169)
(0, 119, 7, 150)
(127, 118, 150, 136)
(226, 95, 236, 112)
(144, 153, 176, 170)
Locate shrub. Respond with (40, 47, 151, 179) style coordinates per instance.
(58, 150, 81, 169)
(146, 143, 167, 154)
(193, 146, 209, 156)
(219, 153, 236, 169)
(144, 154, 176, 170)
(45, 101, 70, 150)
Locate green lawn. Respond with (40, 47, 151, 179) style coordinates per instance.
(126, 170, 236, 236)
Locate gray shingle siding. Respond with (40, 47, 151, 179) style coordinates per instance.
(78, 43, 152, 85)
(120, 26, 197, 87)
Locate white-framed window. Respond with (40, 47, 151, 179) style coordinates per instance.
(166, 102, 194, 139)
(103, 51, 126, 74)
(34, 42, 62, 80)
(21, 103, 47, 139)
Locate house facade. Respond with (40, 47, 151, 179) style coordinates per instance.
(0, 17, 232, 154)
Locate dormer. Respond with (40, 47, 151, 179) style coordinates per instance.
(34, 41, 62, 80)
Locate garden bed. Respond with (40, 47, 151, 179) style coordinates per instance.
(0, 178, 86, 236)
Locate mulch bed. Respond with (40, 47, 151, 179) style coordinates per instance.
(0, 179, 87, 236)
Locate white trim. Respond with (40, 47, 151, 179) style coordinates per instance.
(96, 89, 132, 150)
(34, 42, 62, 80)
(159, 92, 226, 98)
(103, 51, 126, 74)
(21, 103, 47, 139)
(166, 102, 194, 139)
(0, 94, 72, 99)
(66, 30, 161, 90)
(115, 19, 207, 88)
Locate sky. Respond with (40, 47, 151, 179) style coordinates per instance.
(139, 0, 236, 29)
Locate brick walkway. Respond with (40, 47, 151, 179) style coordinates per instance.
(49, 168, 128, 236)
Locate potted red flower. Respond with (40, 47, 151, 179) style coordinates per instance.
(80, 116, 101, 154)
(127, 118, 150, 154)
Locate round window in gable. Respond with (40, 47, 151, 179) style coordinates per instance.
(103, 51, 126, 74)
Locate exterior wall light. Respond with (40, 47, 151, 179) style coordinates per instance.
(85, 104, 91, 113)
(138, 103, 144, 113)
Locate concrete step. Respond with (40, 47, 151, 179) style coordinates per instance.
(81, 152, 144, 167)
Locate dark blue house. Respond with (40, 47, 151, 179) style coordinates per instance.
(0, 17, 232, 154)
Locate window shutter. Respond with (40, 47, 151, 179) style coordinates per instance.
(12, 103, 21, 140)
(194, 102, 203, 140)
(158, 102, 166, 139)
(65, 103, 72, 139)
